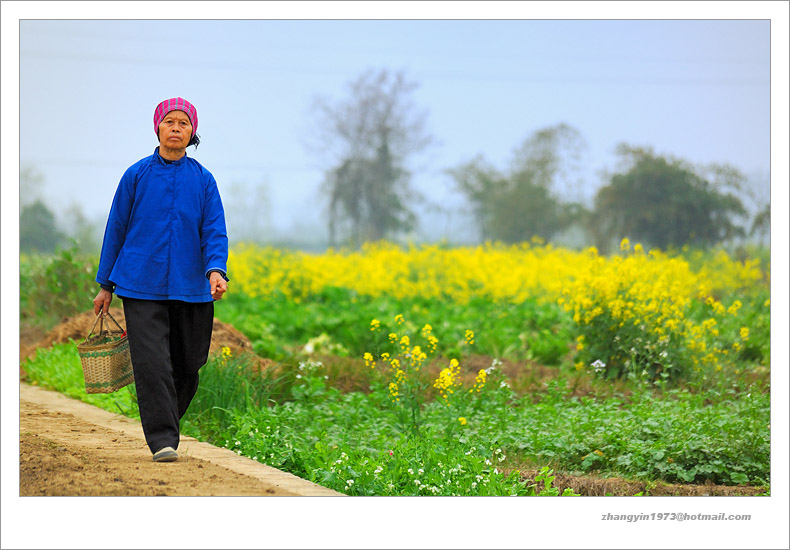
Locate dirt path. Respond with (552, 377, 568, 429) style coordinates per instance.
(19, 383, 340, 497)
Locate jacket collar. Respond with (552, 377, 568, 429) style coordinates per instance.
(153, 146, 188, 165)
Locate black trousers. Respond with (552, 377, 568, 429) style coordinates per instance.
(122, 297, 214, 454)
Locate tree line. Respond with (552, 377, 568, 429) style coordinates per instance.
(20, 68, 770, 254)
(311, 69, 769, 253)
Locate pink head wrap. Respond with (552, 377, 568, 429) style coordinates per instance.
(153, 97, 198, 137)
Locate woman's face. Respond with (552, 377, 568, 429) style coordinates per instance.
(158, 110, 193, 150)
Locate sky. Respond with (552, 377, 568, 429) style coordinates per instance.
(3, 2, 789, 550)
(13, 11, 775, 246)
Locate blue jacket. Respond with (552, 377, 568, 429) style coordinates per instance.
(96, 148, 228, 302)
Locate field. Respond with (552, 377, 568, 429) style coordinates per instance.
(20, 240, 771, 496)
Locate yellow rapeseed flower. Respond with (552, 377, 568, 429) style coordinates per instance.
(620, 237, 630, 252)
(469, 369, 487, 393)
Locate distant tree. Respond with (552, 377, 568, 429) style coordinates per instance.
(593, 145, 747, 251)
(750, 203, 770, 244)
(310, 69, 433, 246)
(20, 165, 45, 209)
(20, 200, 65, 253)
(224, 179, 273, 245)
(60, 204, 101, 254)
(449, 123, 587, 243)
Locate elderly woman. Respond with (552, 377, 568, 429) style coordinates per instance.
(93, 97, 229, 463)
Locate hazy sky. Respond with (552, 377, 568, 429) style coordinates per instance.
(3, 3, 789, 549)
(15, 14, 773, 244)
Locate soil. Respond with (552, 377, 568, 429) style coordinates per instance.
(19, 308, 256, 363)
(509, 466, 767, 497)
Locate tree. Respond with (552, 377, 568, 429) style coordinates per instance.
(59, 204, 102, 255)
(750, 203, 770, 245)
(309, 69, 433, 246)
(20, 165, 45, 209)
(449, 123, 587, 243)
(224, 179, 273, 245)
(20, 200, 65, 253)
(593, 145, 748, 251)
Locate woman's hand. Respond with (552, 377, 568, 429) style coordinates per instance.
(210, 271, 228, 300)
(93, 288, 113, 316)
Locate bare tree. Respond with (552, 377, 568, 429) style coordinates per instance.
(309, 69, 433, 246)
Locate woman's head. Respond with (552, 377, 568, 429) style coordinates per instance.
(154, 97, 200, 148)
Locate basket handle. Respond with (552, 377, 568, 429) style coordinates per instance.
(82, 310, 125, 343)
(104, 311, 126, 333)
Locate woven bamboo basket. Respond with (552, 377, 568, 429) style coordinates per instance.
(77, 312, 134, 394)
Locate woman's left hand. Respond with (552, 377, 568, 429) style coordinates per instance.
(210, 271, 228, 300)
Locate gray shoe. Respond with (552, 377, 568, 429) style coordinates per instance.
(153, 446, 178, 462)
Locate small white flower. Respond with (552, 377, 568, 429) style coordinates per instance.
(346, 479, 354, 487)
(591, 359, 607, 373)
(414, 479, 421, 486)
(484, 459, 492, 466)
(235, 441, 241, 446)
(296, 374, 302, 379)
(407, 468, 414, 475)
(418, 468, 424, 475)
(471, 482, 477, 489)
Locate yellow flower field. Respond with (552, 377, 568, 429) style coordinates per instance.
(228, 240, 765, 306)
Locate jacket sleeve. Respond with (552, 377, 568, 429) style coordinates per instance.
(201, 174, 229, 280)
(96, 166, 136, 287)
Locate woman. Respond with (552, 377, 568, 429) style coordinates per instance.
(93, 97, 229, 463)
